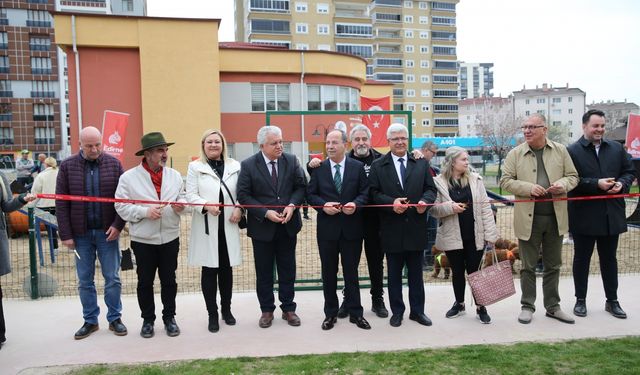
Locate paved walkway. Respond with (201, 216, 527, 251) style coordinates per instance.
(1, 275, 638, 374)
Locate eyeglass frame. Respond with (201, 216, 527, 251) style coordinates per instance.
(520, 125, 546, 131)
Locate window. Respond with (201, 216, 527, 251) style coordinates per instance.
(406, 89, 415, 97)
(568, 120, 573, 125)
(307, 85, 320, 110)
(317, 3, 329, 13)
(33, 103, 54, 121)
(421, 104, 430, 112)
(34, 127, 55, 145)
(405, 45, 414, 53)
(525, 99, 530, 104)
(405, 59, 414, 68)
(420, 60, 429, 68)
(433, 89, 458, 98)
(317, 24, 329, 35)
(307, 85, 359, 111)
(295, 2, 307, 12)
(420, 45, 428, 53)
(552, 109, 561, 115)
(31, 57, 52, 74)
(536, 98, 545, 104)
(404, 15, 413, 23)
(0, 32, 6, 49)
(27, 10, 51, 27)
(419, 2, 428, 9)
(393, 88, 403, 97)
(404, 30, 413, 38)
(250, 0, 290, 12)
(432, 46, 456, 55)
(296, 23, 308, 34)
(251, 83, 290, 111)
(525, 110, 530, 116)
(432, 16, 455, 26)
(0, 103, 11, 121)
(0, 128, 14, 145)
(251, 19, 290, 34)
(419, 31, 429, 39)
(419, 16, 428, 24)
(433, 60, 457, 70)
(432, 31, 456, 40)
(122, 0, 134, 11)
(420, 75, 429, 83)
(552, 121, 561, 126)
(421, 89, 430, 97)
(317, 44, 330, 51)
(431, 2, 456, 11)
(375, 13, 402, 22)
(0, 80, 11, 97)
(406, 74, 415, 83)
(335, 23, 373, 37)
(29, 35, 50, 51)
(404, 1, 413, 8)
(375, 73, 403, 82)
(552, 97, 561, 103)
(31, 81, 55, 97)
(377, 58, 402, 67)
(0, 56, 8, 73)
(336, 44, 372, 58)
(434, 118, 459, 126)
(422, 119, 430, 126)
(434, 104, 458, 113)
(537, 110, 545, 115)
(295, 43, 309, 50)
(433, 75, 457, 84)
(406, 104, 416, 112)
(568, 108, 573, 114)
(568, 97, 573, 102)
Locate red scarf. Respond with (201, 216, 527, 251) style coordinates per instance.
(142, 159, 163, 199)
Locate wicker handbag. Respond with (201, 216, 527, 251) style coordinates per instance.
(467, 247, 516, 306)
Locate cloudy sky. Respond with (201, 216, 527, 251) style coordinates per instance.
(147, 0, 640, 105)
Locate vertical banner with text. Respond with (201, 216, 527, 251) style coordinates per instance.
(360, 96, 391, 147)
(626, 113, 640, 158)
(101, 110, 130, 161)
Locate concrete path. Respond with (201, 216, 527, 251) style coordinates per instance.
(1, 275, 638, 374)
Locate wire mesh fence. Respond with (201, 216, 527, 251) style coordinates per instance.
(1, 200, 640, 300)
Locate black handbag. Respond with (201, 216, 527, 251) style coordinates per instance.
(121, 248, 134, 271)
(214, 170, 247, 229)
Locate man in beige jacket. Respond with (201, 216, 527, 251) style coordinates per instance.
(500, 114, 578, 325)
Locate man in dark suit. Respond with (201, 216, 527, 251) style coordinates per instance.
(567, 109, 636, 319)
(369, 123, 437, 327)
(237, 125, 306, 328)
(307, 129, 371, 330)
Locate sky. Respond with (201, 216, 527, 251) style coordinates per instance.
(147, 0, 640, 105)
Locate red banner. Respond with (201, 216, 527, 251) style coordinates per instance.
(626, 113, 640, 158)
(101, 110, 130, 161)
(360, 96, 391, 147)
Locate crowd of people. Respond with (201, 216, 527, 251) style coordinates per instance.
(0, 109, 634, 350)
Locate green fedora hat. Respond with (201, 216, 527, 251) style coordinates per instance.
(135, 132, 175, 156)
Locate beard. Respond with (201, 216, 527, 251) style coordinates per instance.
(353, 145, 369, 157)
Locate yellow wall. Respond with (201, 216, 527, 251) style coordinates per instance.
(54, 14, 221, 173)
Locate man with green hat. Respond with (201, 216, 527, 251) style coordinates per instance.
(16, 150, 34, 188)
(115, 132, 187, 338)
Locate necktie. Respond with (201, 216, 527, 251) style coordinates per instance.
(398, 157, 406, 184)
(269, 160, 278, 188)
(334, 164, 342, 193)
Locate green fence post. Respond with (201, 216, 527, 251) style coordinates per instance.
(28, 207, 39, 299)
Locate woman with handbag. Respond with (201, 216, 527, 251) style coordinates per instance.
(186, 129, 243, 333)
(429, 146, 498, 324)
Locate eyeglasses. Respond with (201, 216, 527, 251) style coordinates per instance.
(389, 137, 408, 142)
(520, 125, 545, 131)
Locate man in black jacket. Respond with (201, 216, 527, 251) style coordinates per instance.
(567, 109, 636, 319)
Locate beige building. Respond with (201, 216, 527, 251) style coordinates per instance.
(235, 0, 459, 137)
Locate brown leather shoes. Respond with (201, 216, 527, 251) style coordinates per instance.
(259, 312, 274, 328)
(282, 311, 301, 326)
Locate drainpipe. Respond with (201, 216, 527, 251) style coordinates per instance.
(300, 52, 306, 163)
(72, 15, 83, 141)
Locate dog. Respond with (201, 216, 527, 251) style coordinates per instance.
(485, 238, 520, 273)
(430, 246, 451, 279)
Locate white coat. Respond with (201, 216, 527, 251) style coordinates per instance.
(30, 167, 58, 208)
(186, 158, 242, 268)
(429, 172, 498, 252)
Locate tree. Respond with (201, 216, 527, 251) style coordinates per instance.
(547, 122, 570, 145)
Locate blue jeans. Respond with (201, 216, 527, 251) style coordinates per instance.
(75, 229, 122, 324)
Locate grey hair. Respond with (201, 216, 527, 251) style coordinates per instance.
(386, 123, 408, 139)
(421, 140, 436, 151)
(328, 129, 348, 143)
(349, 124, 371, 141)
(257, 125, 283, 145)
(528, 113, 547, 125)
(440, 146, 471, 189)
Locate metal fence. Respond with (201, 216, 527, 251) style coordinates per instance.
(2, 198, 639, 300)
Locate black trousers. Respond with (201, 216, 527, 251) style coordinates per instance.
(386, 250, 424, 316)
(252, 225, 297, 313)
(0, 282, 5, 342)
(201, 224, 233, 315)
(131, 238, 179, 322)
(42, 207, 58, 249)
(319, 238, 363, 318)
(363, 225, 385, 300)
(573, 233, 619, 301)
(446, 239, 483, 304)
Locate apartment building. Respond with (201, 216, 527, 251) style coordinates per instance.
(234, 0, 460, 138)
(586, 100, 639, 130)
(513, 83, 586, 142)
(458, 96, 511, 138)
(458, 61, 493, 99)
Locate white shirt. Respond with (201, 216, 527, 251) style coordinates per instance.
(391, 153, 408, 188)
(329, 157, 345, 181)
(262, 152, 278, 175)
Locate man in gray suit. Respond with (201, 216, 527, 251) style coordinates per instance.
(237, 125, 306, 328)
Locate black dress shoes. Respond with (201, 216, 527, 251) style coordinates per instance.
(337, 303, 348, 319)
(163, 318, 180, 337)
(209, 314, 220, 333)
(349, 316, 371, 330)
(109, 318, 128, 336)
(605, 300, 627, 319)
(574, 299, 587, 317)
(74, 322, 99, 340)
(371, 299, 389, 318)
(222, 310, 236, 326)
(390, 314, 403, 327)
(321, 316, 337, 330)
(409, 313, 433, 326)
(140, 321, 154, 338)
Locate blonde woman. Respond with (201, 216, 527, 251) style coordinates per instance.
(429, 146, 498, 324)
(30, 157, 59, 249)
(186, 129, 243, 333)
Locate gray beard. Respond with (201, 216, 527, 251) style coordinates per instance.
(354, 146, 369, 157)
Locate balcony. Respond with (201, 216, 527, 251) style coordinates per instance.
(0, 67, 8, 73)
(33, 115, 54, 121)
(0, 114, 11, 121)
(30, 44, 50, 51)
(250, 0, 290, 13)
(0, 43, 7, 50)
(26, 20, 52, 28)
(31, 68, 52, 75)
(0, 19, 8, 26)
(0, 138, 14, 145)
(31, 91, 55, 98)
(373, 0, 402, 7)
(374, 13, 401, 23)
(0, 91, 12, 97)
(374, 73, 403, 82)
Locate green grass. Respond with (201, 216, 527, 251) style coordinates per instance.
(69, 337, 640, 375)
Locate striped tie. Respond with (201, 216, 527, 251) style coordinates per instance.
(334, 164, 342, 193)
